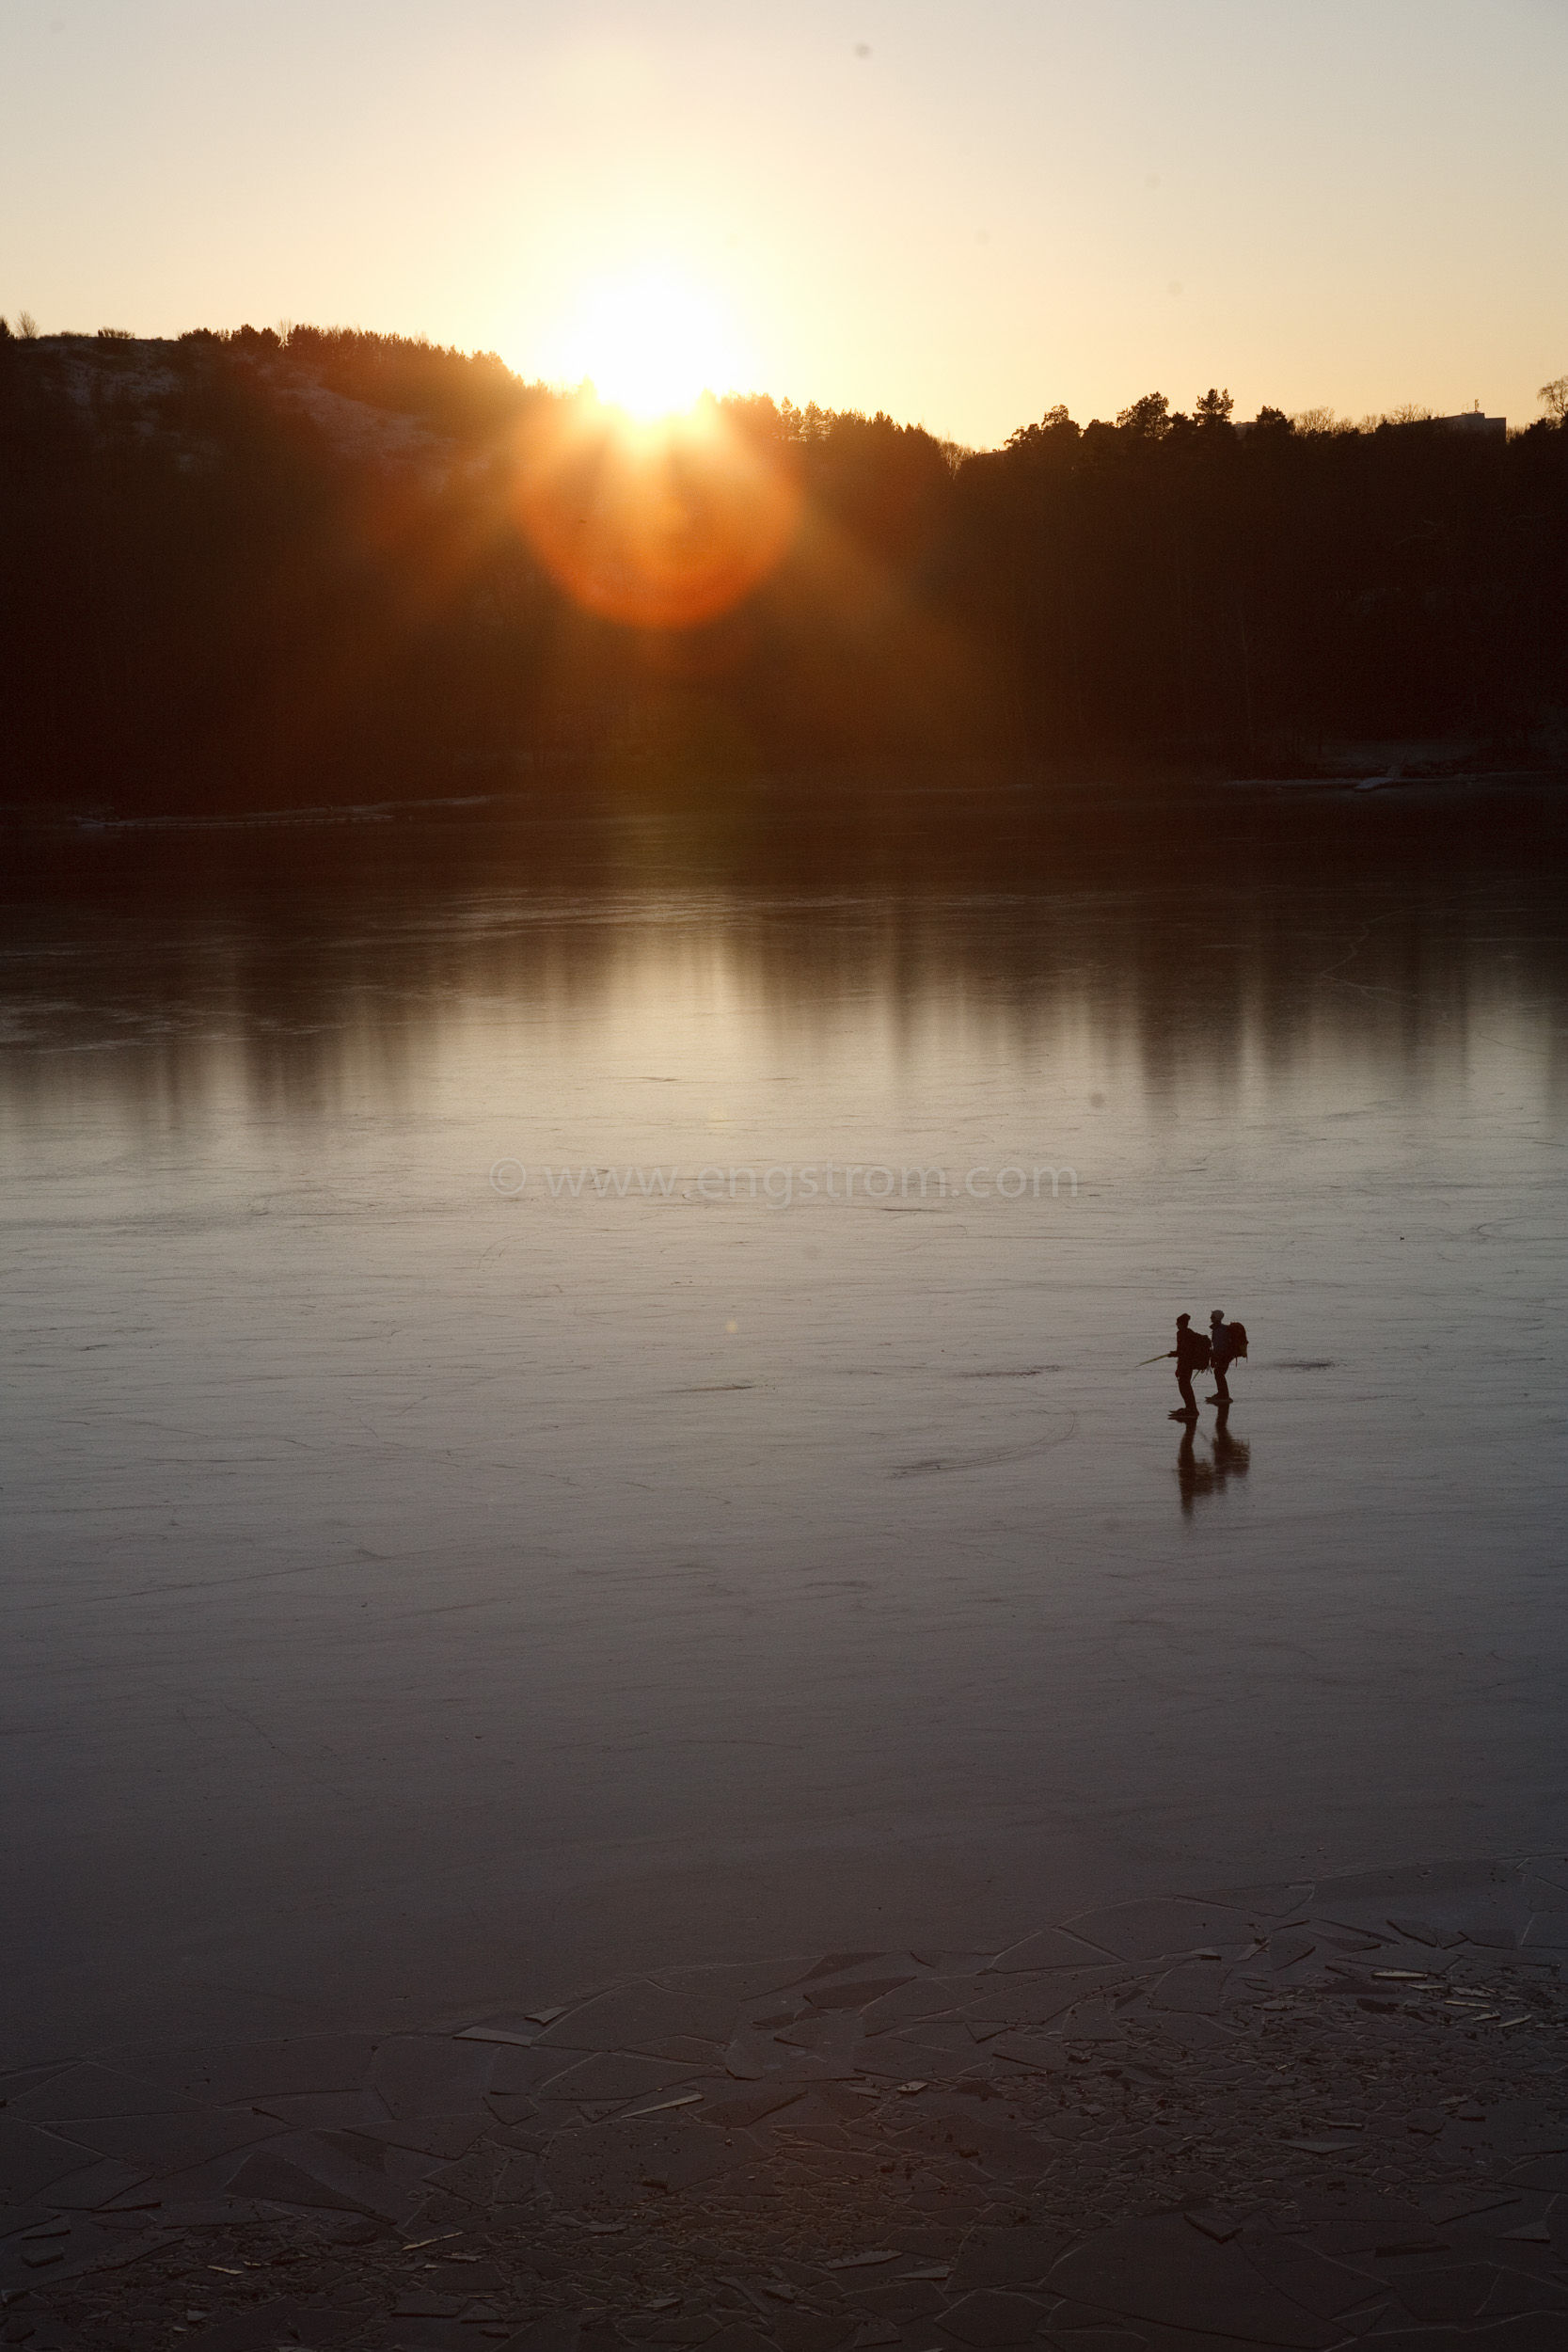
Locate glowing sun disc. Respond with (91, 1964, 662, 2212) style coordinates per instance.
(566, 270, 739, 420)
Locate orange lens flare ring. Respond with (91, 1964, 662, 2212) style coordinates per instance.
(513, 403, 800, 632)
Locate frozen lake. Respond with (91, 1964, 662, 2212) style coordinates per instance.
(4, 795, 1567, 2063)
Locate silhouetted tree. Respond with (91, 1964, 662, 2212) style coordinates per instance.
(1, 328, 1564, 811)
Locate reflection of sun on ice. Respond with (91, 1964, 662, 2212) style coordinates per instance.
(566, 269, 739, 420)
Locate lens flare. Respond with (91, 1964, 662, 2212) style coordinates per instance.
(512, 397, 800, 633)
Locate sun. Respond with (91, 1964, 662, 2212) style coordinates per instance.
(561, 268, 742, 420)
(512, 266, 794, 631)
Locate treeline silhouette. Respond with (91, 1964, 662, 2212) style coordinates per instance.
(1, 322, 1564, 812)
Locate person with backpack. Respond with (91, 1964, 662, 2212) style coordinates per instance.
(1168, 1312, 1208, 1418)
(1208, 1309, 1248, 1403)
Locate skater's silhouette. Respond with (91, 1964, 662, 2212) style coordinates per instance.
(1208, 1309, 1237, 1404)
(1168, 1312, 1207, 1417)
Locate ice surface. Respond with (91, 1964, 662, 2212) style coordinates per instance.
(1, 860, 1566, 2060)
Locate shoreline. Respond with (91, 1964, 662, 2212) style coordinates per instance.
(5, 755, 1566, 842)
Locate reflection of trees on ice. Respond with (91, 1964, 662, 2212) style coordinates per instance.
(1177, 1409, 1251, 1515)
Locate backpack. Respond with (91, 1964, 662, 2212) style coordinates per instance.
(1225, 1321, 1248, 1359)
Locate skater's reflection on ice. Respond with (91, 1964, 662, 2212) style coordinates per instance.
(1176, 1402, 1251, 1515)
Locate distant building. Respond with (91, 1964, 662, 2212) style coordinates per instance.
(1436, 410, 1506, 440)
(1233, 407, 1507, 440)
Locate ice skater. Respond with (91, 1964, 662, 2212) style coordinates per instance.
(1167, 1312, 1207, 1419)
(1207, 1308, 1247, 1405)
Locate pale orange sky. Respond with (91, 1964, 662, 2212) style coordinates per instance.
(3, 0, 1565, 447)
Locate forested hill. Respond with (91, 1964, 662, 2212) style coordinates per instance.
(2, 323, 1565, 814)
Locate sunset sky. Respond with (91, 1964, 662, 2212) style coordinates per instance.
(3, 0, 1563, 447)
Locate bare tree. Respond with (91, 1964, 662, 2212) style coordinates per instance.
(16, 309, 38, 339)
(1538, 374, 1568, 422)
